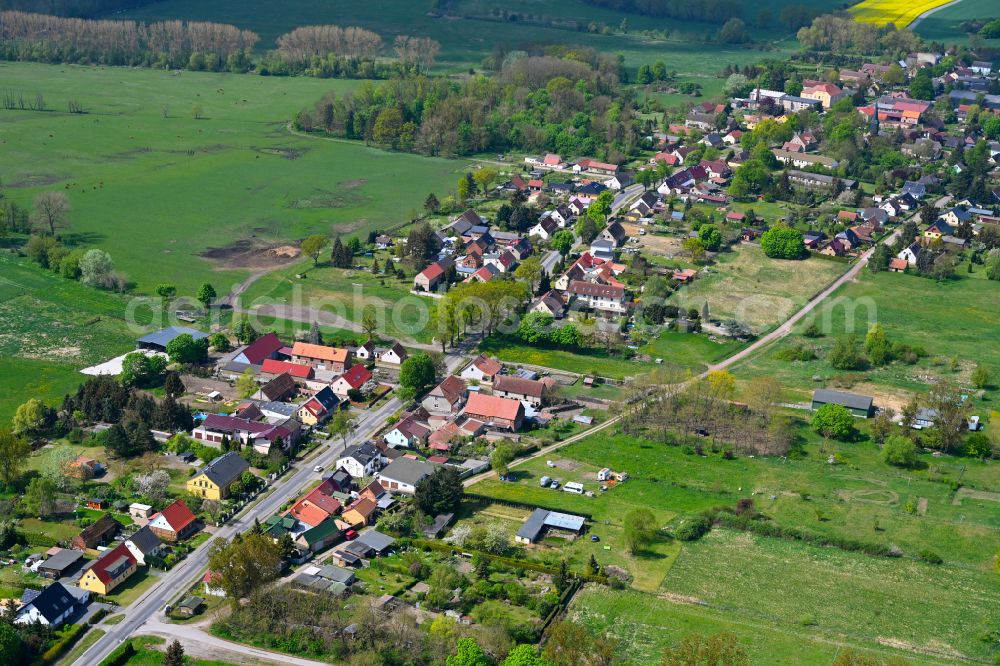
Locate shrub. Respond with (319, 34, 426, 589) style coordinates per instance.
(882, 435, 918, 468)
(918, 549, 943, 565)
(675, 514, 712, 541)
(98, 640, 136, 666)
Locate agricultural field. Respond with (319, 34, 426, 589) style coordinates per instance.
(469, 423, 1000, 663)
(0, 62, 467, 295)
(0, 253, 144, 421)
(569, 586, 931, 665)
(730, 269, 1000, 402)
(113, 0, 816, 73)
(239, 250, 439, 345)
(849, 0, 955, 28)
(913, 0, 1000, 42)
(673, 245, 848, 334)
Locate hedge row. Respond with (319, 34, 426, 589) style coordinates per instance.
(98, 640, 136, 666)
(714, 513, 900, 558)
(24, 532, 58, 547)
(39, 624, 88, 664)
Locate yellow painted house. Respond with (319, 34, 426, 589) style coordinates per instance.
(78, 544, 137, 595)
(186, 451, 251, 500)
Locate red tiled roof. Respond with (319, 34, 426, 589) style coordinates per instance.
(472, 355, 502, 377)
(339, 365, 372, 390)
(304, 487, 342, 514)
(88, 543, 136, 584)
(261, 359, 314, 379)
(493, 375, 546, 398)
(465, 392, 522, 422)
(889, 258, 908, 270)
(418, 263, 445, 281)
(240, 332, 283, 365)
(153, 499, 197, 533)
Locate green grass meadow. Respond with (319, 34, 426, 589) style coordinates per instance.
(730, 269, 1000, 400)
(0, 62, 467, 295)
(469, 423, 1000, 663)
(913, 0, 1000, 43)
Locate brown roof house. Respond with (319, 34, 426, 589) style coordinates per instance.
(422, 376, 468, 415)
(460, 355, 503, 385)
(71, 514, 122, 551)
(493, 375, 551, 410)
(463, 393, 525, 431)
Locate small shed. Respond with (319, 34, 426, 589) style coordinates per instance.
(129, 503, 153, 520)
(176, 595, 204, 617)
(811, 389, 874, 418)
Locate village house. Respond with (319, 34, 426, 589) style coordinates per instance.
(460, 355, 503, 385)
(330, 365, 374, 401)
(341, 497, 378, 529)
(186, 451, 251, 500)
(567, 280, 628, 316)
(336, 442, 384, 478)
(463, 392, 525, 431)
(252, 372, 297, 403)
(492, 375, 550, 410)
(71, 514, 122, 551)
(296, 386, 341, 426)
(124, 526, 163, 566)
(192, 414, 297, 455)
(801, 81, 848, 109)
(383, 415, 431, 448)
(422, 376, 468, 415)
(530, 290, 566, 319)
(78, 543, 138, 595)
(148, 499, 198, 541)
(15, 582, 88, 627)
(377, 458, 437, 495)
(772, 149, 839, 170)
(413, 257, 454, 292)
(260, 359, 315, 381)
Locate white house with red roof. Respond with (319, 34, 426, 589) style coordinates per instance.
(147, 499, 198, 541)
(460, 355, 503, 385)
(330, 365, 374, 400)
(463, 393, 524, 431)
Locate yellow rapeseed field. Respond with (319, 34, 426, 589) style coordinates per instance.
(849, 0, 955, 27)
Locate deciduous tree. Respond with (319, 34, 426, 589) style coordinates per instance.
(0, 429, 30, 488)
(31, 191, 71, 236)
(300, 235, 329, 266)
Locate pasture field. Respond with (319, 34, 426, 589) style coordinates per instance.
(479, 329, 742, 379)
(673, 245, 848, 334)
(239, 251, 439, 344)
(113, 0, 819, 73)
(0, 253, 147, 421)
(729, 269, 1000, 400)
(470, 427, 1000, 571)
(569, 586, 942, 665)
(913, 0, 1000, 42)
(849, 0, 956, 27)
(0, 62, 466, 295)
(470, 425, 1000, 663)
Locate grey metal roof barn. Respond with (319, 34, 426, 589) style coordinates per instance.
(811, 389, 874, 417)
(515, 508, 586, 543)
(136, 326, 209, 351)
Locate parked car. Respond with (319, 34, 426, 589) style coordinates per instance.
(345, 530, 358, 540)
(591, 535, 600, 542)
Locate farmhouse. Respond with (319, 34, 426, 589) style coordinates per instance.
(515, 509, 586, 544)
(78, 543, 138, 595)
(492, 375, 549, 409)
(772, 149, 839, 170)
(383, 416, 431, 448)
(260, 359, 315, 380)
(463, 392, 524, 431)
(229, 332, 284, 368)
(291, 342, 352, 373)
(567, 281, 628, 315)
(413, 258, 454, 292)
(192, 414, 296, 455)
(187, 451, 251, 500)
(811, 389, 874, 418)
(147, 499, 198, 541)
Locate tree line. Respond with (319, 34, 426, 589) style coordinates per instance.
(0, 12, 443, 78)
(579, 0, 741, 23)
(295, 53, 637, 158)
